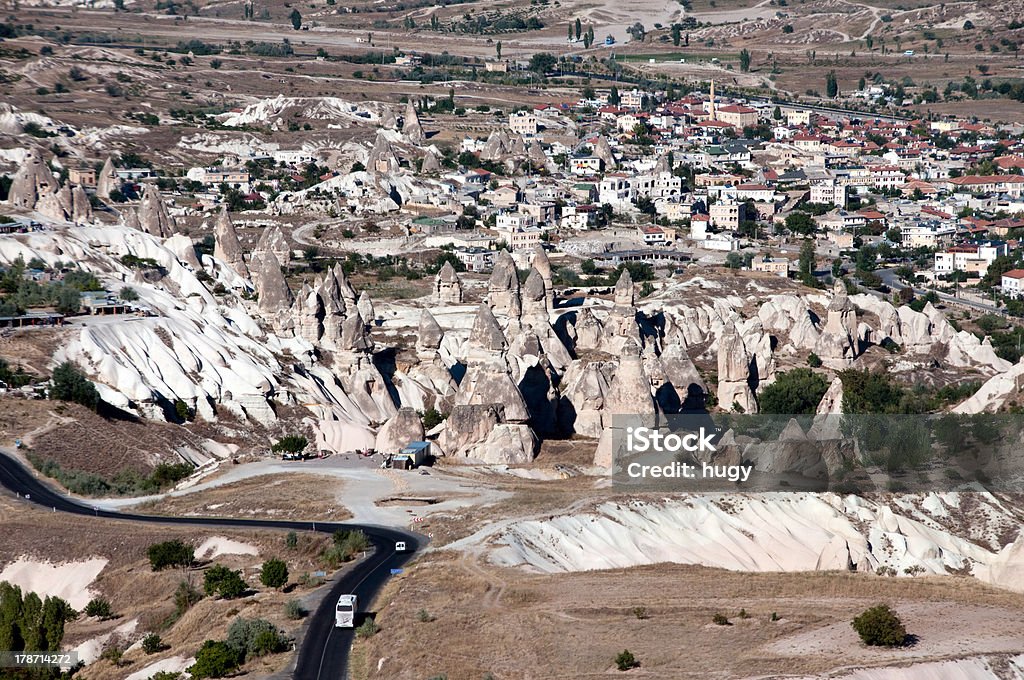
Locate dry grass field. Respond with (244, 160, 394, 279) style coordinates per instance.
(356, 553, 1024, 679)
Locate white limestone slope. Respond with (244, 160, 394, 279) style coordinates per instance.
(787, 655, 1024, 680)
(487, 492, 1024, 592)
(0, 225, 282, 424)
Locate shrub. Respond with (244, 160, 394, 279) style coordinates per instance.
(271, 435, 308, 454)
(148, 540, 195, 571)
(757, 368, 829, 415)
(416, 608, 434, 622)
(632, 606, 648, 620)
(712, 613, 731, 625)
(807, 352, 822, 368)
(204, 564, 246, 599)
(851, 604, 907, 647)
(259, 558, 288, 590)
(225, 617, 288, 660)
(49, 362, 100, 409)
(321, 530, 369, 567)
(119, 287, 139, 302)
(285, 531, 298, 549)
(84, 597, 112, 619)
(770, 611, 780, 622)
(284, 599, 306, 620)
(189, 640, 241, 678)
(615, 649, 639, 670)
(142, 632, 164, 654)
(173, 580, 202, 618)
(355, 618, 379, 638)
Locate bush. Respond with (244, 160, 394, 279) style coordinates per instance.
(416, 608, 434, 622)
(119, 286, 139, 301)
(49, 362, 100, 409)
(807, 352, 822, 368)
(851, 604, 907, 647)
(259, 558, 288, 590)
(148, 540, 195, 571)
(615, 649, 639, 670)
(284, 599, 306, 620)
(321, 530, 370, 567)
(204, 565, 246, 599)
(271, 435, 308, 454)
(225, 617, 288, 660)
(84, 597, 112, 619)
(712, 613, 731, 625)
(285, 531, 298, 549)
(173, 580, 202, 618)
(632, 606, 648, 620)
(355, 618, 379, 638)
(757, 368, 829, 415)
(142, 632, 164, 654)
(189, 640, 241, 679)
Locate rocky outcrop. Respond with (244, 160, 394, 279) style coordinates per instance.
(253, 249, 293, 331)
(254, 224, 290, 268)
(531, 245, 554, 309)
(8, 151, 58, 209)
(421, 147, 443, 174)
(602, 339, 657, 423)
(96, 156, 119, 200)
(593, 136, 617, 169)
(213, 208, 249, 279)
(71, 184, 91, 224)
(339, 310, 371, 352)
(402, 102, 425, 145)
(468, 303, 507, 357)
(488, 250, 521, 318)
(717, 323, 756, 413)
(357, 291, 376, 323)
(572, 307, 606, 353)
(138, 185, 176, 238)
(417, 309, 444, 351)
(375, 407, 425, 454)
(368, 131, 400, 175)
(434, 261, 464, 304)
(438, 404, 537, 464)
(814, 280, 858, 368)
(294, 283, 325, 343)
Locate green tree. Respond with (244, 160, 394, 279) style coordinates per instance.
(189, 640, 241, 679)
(739, 48, 751, 72)
(49, 362, 100, 409)
(851, 604, 907, 647)
(289, 9, 302, 30)
(204, 565, 246, 599)
(671, 23, 681, 46)
(575, 17, 582, 40)
(615, 649, 639, 670)
(528, 52, 556, 74)
(838, 370, 907, 414)
(608, 85, 620, 105)
(495, 41, 501, 59)
(758, 369, 829, 414)
(84, 598, 112, 619)
(41, 595, 75, 652)
(148, 540, 195, 571)
(143, 632, 164, 654)
(785, 211, 817, 235)
(799, 239, 816, 276)
(826, 70, 839, 98)
(271, 435, 308, 454)
(259, 559, 289, 590)
(725, 251, 744, 269)
(226, 617, 287, 660)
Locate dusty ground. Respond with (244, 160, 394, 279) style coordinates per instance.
(356, 553, 1024, 679)
(0, 491, 341, 680)
(139, 473, 353, 521)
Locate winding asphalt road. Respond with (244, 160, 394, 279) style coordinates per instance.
(0, 451, 421, 680)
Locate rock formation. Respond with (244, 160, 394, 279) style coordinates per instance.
(138, 185, 176, 238)
(488, 250, 521, 318)
(421, 147, 443, 174)
(434, 261, 464, 304)
(213, 208, 249, 278)
(253, 249, 293, 332)
(593, 136, 617, 169)
(717, 323, 757, 413)
(294, 283, 325, 343)
(8, 151, 58, 209)
(417, 309, 444, 351)
(96, 156, 119, 200)
(254, 224, 290, 268)
(402, 101, 425, 145)
(357, 291, 376, 324)
(375, 406, 425, 454)
(814, 280, 858, 368)
(368, 131, 400, 175)
(531, 245, 554, 309)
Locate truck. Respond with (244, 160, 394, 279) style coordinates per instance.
(335, 594, 357, 628)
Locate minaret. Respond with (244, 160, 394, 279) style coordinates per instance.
(709, 79, 716, 121)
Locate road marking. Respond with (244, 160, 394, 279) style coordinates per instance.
(316, 550, 395, 680)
